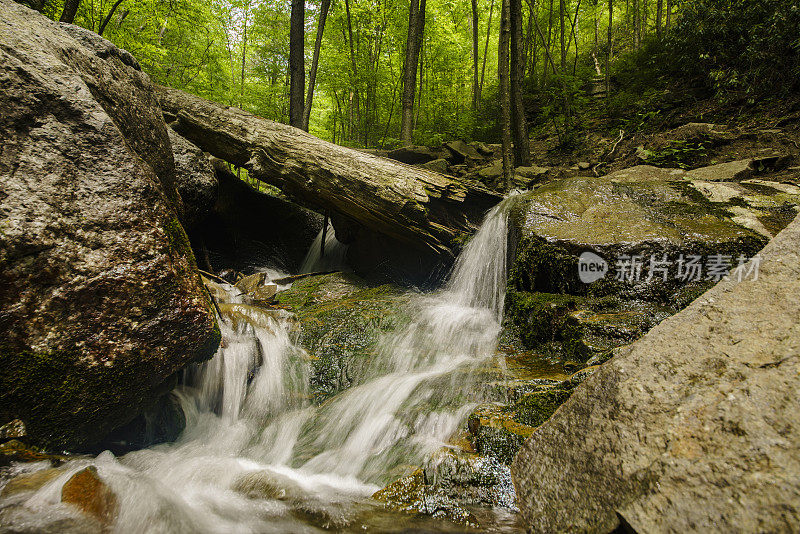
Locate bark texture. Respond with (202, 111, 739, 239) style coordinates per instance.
(157, 85, 501, 258)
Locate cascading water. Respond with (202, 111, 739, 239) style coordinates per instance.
(300, 223, 348, 274)
(0, 196, 519, 533)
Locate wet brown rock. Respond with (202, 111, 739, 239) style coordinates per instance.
(61, 467, 118, 528)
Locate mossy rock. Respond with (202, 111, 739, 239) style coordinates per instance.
(505, 291, 589, 359)
(275, 273, 407, 402)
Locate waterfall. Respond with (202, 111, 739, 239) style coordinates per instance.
(299, 222, 348, 273)
(3, 196, 518, 533)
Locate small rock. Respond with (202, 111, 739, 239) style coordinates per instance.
(0, 419, 26, 442)
(0, 440, 69, 466)
(470, 141, 496, 157)
(387, 145, 439, 165)
(235, 272, 271, 294)
(685, 159, 754, 182)
(232, 470, 305, 501)
(61, 466, 118, 527)
(477, 160, 504, 181)
(578, 162, 592, 170)
(419, 158, 450, 174)
(443, 140, 483, 164)
(1, 467, 64, 497)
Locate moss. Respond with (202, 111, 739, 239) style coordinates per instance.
(0, 342, 197, 451)
(512, 386, 574, 428)
(275, 273, 407, 403)
(508, 236, 582, 295)
(505, 291, 589, 360)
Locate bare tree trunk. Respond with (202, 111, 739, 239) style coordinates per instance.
(656, 0, 662, 37)
(400, 0, 426, 145)
(302, 0, 331, 131)
(633, 0, 640, 48)
(471, 0, 480, 110)
(665, 0, 671, 30)
(542, 0, 553, 86)
(97, 0, 125, 36)
(510, 0, 531, 166)
(559, 0, 566, 71)
(59, 0, 80, 23)
(606, 0, 612, 101)
(289, 0, 305, 128)
(343, 0, 359, 141)
(499, 0, 514, 190)
(479, 0, 495, 101)
(239, 0, 250, 107)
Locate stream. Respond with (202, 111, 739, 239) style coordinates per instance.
(0, 198, 524, 533)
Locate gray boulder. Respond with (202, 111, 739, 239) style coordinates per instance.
(512, 211, 800, 533)
(387, 145, 440, 165)
(168, 128, 218, 229)
(0, 0, 219, 449)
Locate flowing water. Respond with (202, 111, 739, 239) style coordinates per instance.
(0, 198, 521, 533)
(299, 223, 348, 274)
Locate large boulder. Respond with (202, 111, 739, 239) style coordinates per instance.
(168, 128, 217, 229)
(512, 212, 800, 532)
(0, 1, 220, 449)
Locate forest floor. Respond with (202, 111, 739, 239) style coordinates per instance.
(526, 89, 800, 182)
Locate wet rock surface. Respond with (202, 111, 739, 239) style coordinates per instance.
(274, 272, 407, 402)
(512, 212, 800, 533)
(0, 0, 220, 450)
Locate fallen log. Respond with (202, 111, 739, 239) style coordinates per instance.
(156, 85, 502, 257)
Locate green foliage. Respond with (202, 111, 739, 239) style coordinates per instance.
(638, 140, 709, 169)
(666, 0, 800, 98)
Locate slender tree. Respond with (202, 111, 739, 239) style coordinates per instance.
(471, 0, 480, 110)
(400, 0, 426, 145)
(606, 0, 612, 100)
(97, 0, 125, 36)
(303, 0, 332, 131)
(656, 0, 663, 37)
(478, 0, 495, 101)
(240, 0, 251, 107)
(343, 0, 360, 140)
(59, 0, 80, 23)
(498, 0, 514, 190)
(289, 0, 305, 128)
(559, 0, 567, 71)
(509, 0, 531, 166)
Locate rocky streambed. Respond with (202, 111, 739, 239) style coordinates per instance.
(3, 0, 800, 531)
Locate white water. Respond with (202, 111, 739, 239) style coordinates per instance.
(0, 197, 516, 533)
(299, 222, 348, 274)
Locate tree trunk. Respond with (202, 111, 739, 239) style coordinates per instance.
(665, 0, 671, 30)
(97, 0, 125, 36)
(498, 0, 514, 191)
(59, 0, 80, 23)
(240, 0, 250, 107)
(344, 0, 360, 141)
(303, 0, 331, 131)
(157, 85, 500, 258)
(400, 0, 426, 146)
(510, 0, 531, 166)
(471, 0, 480, 110)
(606, 0, 612, 101)
(289, 0, 305, 128)
(656, 0, 663, 37)
(559, 0, 566, 72)
(479, 0, 495, 102)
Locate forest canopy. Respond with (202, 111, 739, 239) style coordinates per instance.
(34, 0, 800, 147)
